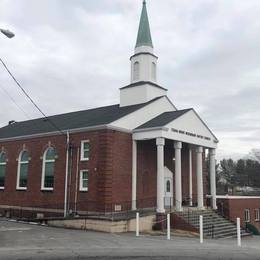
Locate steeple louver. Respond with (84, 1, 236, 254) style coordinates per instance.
(135, 0, 153, 48)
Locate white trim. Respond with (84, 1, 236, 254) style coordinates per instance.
(0, 125, 133, 142)
(255, 209, 260, 221)
(41, 147, 55, 191)
(79, 170, 88, 192)
(244, 209, 250, 223)
(133, 127, 217, 149)
(16, 150, 29, 190)
(216, 195, 260, 199)
(80, 140, 90, 161)
(0, 152, 6, 189)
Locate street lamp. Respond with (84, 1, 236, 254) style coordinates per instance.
(0, 28, 15, 38)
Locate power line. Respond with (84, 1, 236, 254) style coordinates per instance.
(0, 57, 65, 136)
(0, 83, 31, 119)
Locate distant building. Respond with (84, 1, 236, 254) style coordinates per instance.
(217, 196, 260, 233)
(0, 1, 218, 219)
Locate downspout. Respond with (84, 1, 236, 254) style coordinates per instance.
(67, 144, 73, 214)
(74, 146, 80, 213)
(64, 131, 70, 217)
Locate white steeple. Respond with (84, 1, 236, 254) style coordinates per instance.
(120, 1, 167, 107)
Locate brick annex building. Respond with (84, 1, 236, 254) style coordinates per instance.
(0, 1, 219, 219)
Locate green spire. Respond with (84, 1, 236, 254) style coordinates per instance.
(135, 0, 153, 48)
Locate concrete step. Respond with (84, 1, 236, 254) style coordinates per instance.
(175, 209, 251, 239)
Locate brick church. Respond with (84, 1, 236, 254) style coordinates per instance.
(0, 1, 218, 218)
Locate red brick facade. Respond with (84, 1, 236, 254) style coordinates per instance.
(217, 197, 260, 232)
(0, 128, 208, 216)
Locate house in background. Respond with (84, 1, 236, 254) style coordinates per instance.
(0, 1, 218, 221)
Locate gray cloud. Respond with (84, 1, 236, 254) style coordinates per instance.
(0, 0, 260, 159)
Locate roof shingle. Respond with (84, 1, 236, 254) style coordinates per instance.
(0, 97, 163, 139)
(135, 109, 192, 129)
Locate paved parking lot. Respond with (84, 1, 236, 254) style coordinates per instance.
(0, 218, 260, 260)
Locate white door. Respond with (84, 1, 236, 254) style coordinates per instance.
(164, 177, 173, 208)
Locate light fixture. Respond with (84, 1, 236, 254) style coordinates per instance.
(0, 28, 15, 38)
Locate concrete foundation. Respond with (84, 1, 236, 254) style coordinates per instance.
(47, 214, 155, 233)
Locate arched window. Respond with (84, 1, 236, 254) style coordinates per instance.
(166, 180, 171, 193)
(17, 151, 29, 190)
(41, 147, 55, 190)
(133, 61, 140, 81)
(152, 62, 156, 81)
(0, 152, 6, 189)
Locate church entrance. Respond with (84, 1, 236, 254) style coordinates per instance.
(164, 167, 173, 208)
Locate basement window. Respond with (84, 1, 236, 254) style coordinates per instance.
(81, 140, 90, 161)
(79, 170, 88, 191)
(244, 209, 250, 223)
(255, 209, 260, 222)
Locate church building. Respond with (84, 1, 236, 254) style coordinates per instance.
(0, 1, 218, 219)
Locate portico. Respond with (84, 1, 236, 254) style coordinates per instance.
(131, 109, 218, 213)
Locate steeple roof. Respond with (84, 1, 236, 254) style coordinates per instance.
(135, 0, 153, 48)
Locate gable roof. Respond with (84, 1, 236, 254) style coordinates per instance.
(0, 96, 163, 140)
(136, 109, 192, 129)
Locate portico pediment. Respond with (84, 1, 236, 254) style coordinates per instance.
(133, 109, 218, 148)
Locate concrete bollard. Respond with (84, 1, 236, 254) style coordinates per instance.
(136, 212, 139, 237)
(167, 213, 170, 240)
(237, 218, 241, 247)
(200, 215, 203, 244)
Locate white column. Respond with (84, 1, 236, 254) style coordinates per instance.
(189, 146, 193, 207)
(132, 140, 137, 210)
(209, 148, 217, 210)
(156, 137, 165, 213)
(196, 146, 204, 210)
(174, 141, 182, 212)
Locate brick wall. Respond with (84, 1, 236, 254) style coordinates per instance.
(217, 197, 260, 231)
(0, 128, 209, 216)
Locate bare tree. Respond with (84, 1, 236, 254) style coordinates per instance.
(249, 149, 260, 162)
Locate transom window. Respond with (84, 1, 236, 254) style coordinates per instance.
(244, 209, 250, 223)
(80, 170, 88, 191)
(255, 209, 260, 222)
(17, 150, 29, 190)
(81, 141, 90, 161)
(0, 152, 7, 189)
(41, 147, 55, 190)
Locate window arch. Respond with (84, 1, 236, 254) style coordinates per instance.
(166, 180, 171, 193)
(133, 61, 140, 81)
(0, 152, 6, 189)
(41, 147, 55, 190)
(152, 62, 156, 81)
(17, 150, 29, 190)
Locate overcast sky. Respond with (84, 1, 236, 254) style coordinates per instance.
(0, 0, 259, 160)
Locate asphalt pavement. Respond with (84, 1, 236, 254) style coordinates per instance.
(0, 218, 260, 260)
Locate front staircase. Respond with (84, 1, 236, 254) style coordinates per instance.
(175, 209, 251, 239)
